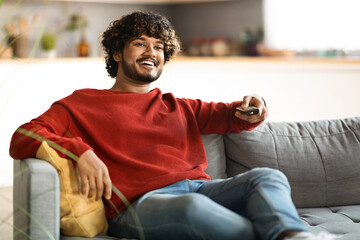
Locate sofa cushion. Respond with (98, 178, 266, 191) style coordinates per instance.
(201, 134, 227, 179)
(298, 205, 360, 240)
(225, 117, 360, 208)
(36, 141, 108, 237)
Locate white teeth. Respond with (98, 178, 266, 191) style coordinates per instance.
(140, 61, 154, 66)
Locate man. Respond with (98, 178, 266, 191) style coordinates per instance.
(10, 11, 336, 240)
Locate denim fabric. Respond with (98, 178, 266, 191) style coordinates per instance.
(107, 168, 308, 240)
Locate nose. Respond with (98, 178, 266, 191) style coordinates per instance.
(144, 44, 156, 57)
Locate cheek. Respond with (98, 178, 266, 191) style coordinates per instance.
(158, 53, 165, 64)
(122, 48, 138, 61)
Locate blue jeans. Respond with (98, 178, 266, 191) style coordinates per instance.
(107, 168, 308, 240)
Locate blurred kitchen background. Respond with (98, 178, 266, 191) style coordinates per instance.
(1, 0, 360, 58)
(1, 1, 360, 238)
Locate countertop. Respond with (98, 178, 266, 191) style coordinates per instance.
(1, 56, 360, 64)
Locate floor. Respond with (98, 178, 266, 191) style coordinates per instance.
(0, 187, 13, 240)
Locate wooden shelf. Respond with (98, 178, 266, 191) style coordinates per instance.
(1, 56, 360, 65)
(174, 56, 360, 65)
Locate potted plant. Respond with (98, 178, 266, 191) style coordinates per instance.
(239, 27, 264, 56)
(41, 32, 57, 58)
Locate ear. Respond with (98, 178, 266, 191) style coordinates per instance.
(113, 52, 122, 62)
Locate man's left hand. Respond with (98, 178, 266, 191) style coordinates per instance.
(235, 94, 267, 123)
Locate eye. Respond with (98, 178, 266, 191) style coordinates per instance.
(154, 45, 164, 51)
(134, 42, 145, 47)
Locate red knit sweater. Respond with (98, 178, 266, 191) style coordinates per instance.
(10, 88, 262, 218)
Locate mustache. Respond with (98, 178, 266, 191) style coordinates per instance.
(136, 57, 159, 66)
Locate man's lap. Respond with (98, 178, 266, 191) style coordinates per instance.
(107, 168, 306, 240)
(107, 179, 255, 240)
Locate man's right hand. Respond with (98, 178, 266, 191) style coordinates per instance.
(76, 150, 112, 201)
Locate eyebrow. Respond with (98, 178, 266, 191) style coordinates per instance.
(132, 37, 164, 45)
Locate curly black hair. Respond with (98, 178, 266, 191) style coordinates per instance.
(101, 11, 181, 78)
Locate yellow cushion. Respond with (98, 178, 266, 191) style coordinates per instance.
(36, 141, 108, 237)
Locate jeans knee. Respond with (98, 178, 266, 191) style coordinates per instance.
(172, 194, 254, 240)
(175, 193, 209, 219)
(247, 167, 290, 190)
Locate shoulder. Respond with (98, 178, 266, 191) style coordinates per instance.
(52, 89, 109, 110)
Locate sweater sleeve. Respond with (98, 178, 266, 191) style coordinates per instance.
(179, 98, 265, 134)
(9, 103, 92, 161)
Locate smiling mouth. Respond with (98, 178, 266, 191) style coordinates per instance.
(137, 58, 159, 67)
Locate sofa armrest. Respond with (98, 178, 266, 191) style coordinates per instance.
(13, 158, 60, 240)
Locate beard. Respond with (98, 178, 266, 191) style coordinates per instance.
(121, 56, 163, 84)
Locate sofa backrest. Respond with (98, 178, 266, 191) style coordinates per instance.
(223, 117, 360, 208)
(202, 134, 227, 180)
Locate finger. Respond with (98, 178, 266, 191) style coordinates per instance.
(95, 174, 104, 201)
(88, 177, 96, 199)
(246, 96, 258, 107)
(260, 106, 266, 117)
(241, 96, 251, 108)
(103, 173, 112, 200)
(236, 110, 261, 123)
(256, 104, 266, 118)
(249, 109, 266, 123)
(235, 111, 251, 121)
(81, 176, 89, 196)
(252, 95, 266, 109)
(248, 115, 260, 123)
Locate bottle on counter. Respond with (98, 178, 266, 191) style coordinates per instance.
(77, 34, 90, 57)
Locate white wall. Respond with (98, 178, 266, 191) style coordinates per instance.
(1, 57, 360, 187)
(0, 58, 112, 187)
(157, 58, 360, 122)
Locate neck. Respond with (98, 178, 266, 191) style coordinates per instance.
(110, 78, 151, 93)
